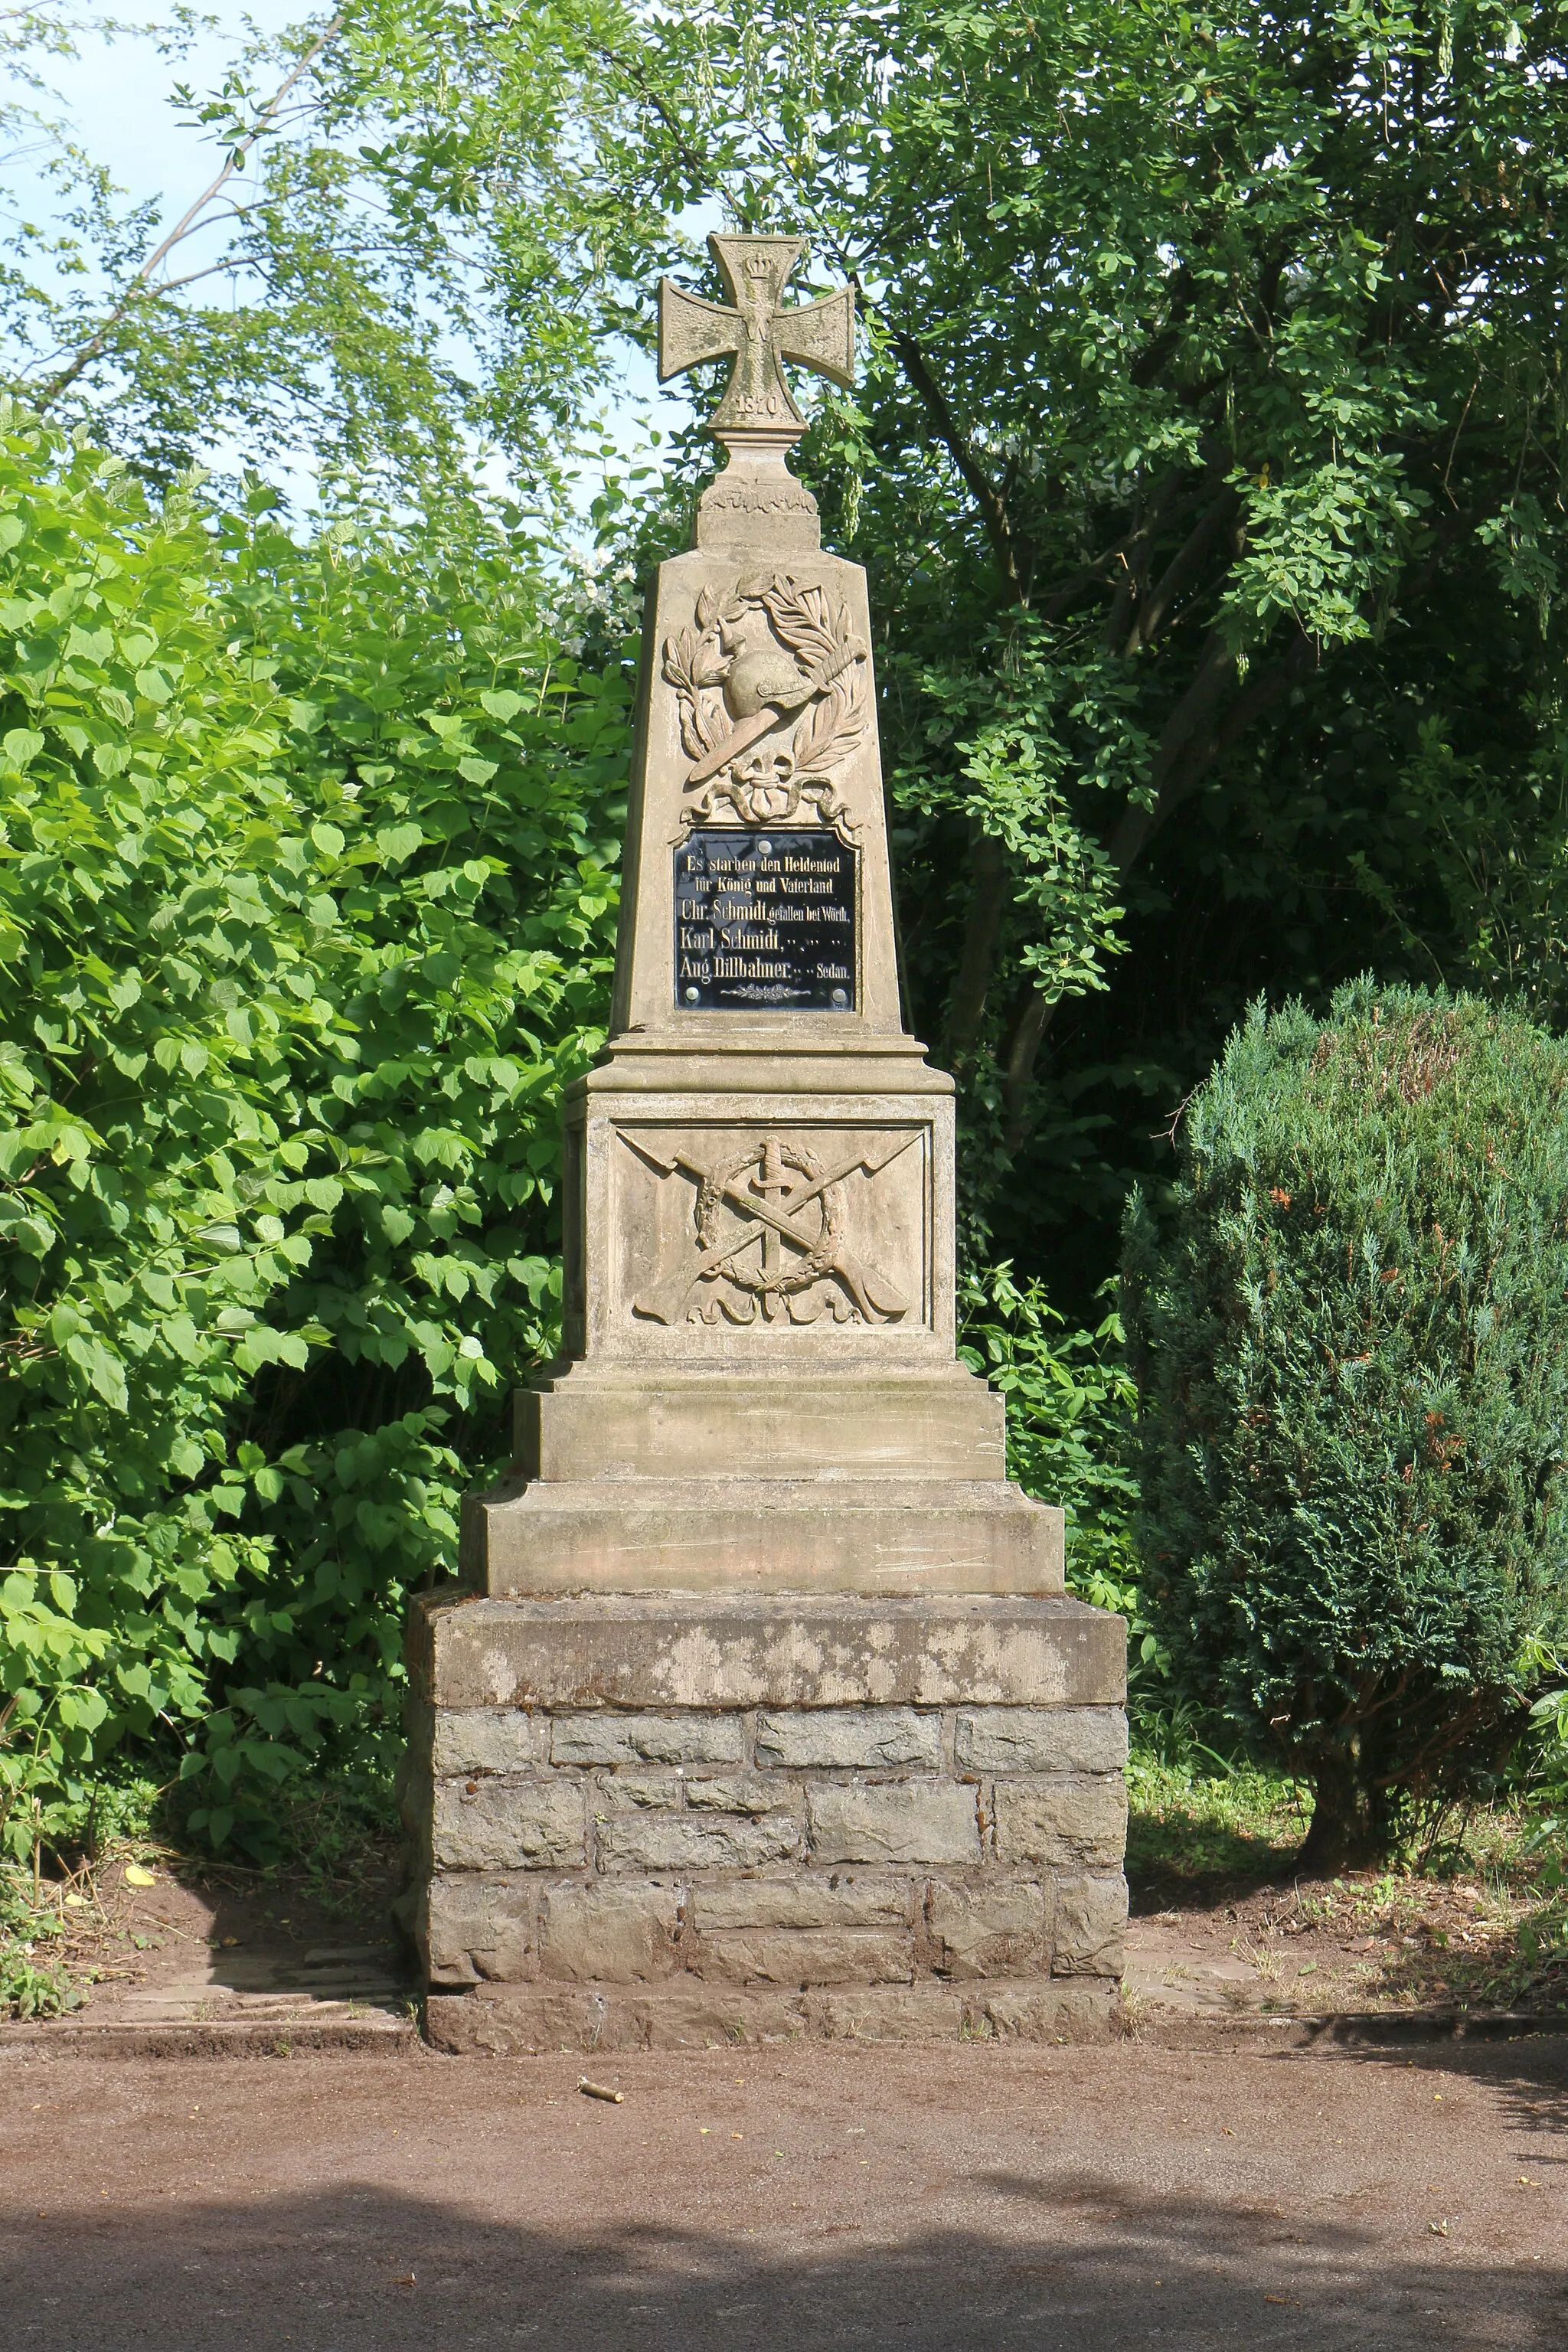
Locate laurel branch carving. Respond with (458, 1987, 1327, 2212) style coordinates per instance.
(661, 571, 869, 835)
(692, 1138, 848, 1318)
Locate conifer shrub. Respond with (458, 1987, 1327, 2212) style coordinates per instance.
(1122, 980, 1568, 1866)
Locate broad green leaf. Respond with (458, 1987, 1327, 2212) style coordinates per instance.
(375, 822, 423, 865)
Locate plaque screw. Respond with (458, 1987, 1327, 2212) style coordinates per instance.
(684, 986, 701, 1004)
(756, 837, 773, 857)
(831, 988, 848, 1008)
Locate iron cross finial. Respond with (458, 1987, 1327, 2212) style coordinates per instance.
(658, 234, 855, 442)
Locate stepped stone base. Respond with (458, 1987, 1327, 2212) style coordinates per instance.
(404, 1591, 1128, 2039)
(409, 276, 1135, 2047)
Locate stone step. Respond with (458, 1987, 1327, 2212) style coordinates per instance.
(299, 1944, 397, 1968)
(418, 1590, 1123, 1713)
(518, 1365, 1006, 1481)
(468, 1475, 1063, 1596)
(426, 1977, 1113, 2055)
(112, 1988, 403, 2017)
(2, 2003, 416, 2057)
(141, 1972, 406, 2001)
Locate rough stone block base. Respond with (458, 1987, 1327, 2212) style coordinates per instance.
(404, 1591, 1127, 2042)
(423, 1977, 1117, 2055)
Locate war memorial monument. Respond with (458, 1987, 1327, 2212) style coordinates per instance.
(404, 237, 1129, 2052)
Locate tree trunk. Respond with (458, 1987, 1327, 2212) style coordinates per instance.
(941, 825, 1010, 1069)
(1295, 1750, 1400, 1873)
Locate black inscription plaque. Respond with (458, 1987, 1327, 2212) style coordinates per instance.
(674, 828, 857, 1011)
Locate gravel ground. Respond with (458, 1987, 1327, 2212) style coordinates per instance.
(2, 2037, 1565, 2350)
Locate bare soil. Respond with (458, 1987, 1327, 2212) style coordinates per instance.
(5, 1805, 1567, 2346)
(13, 1846, 407, 2027)
(3, 2037, 1566, 2349)
(16, 1824, 1568, 2038)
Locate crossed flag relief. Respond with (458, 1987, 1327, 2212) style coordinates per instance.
(626, 1131, 917, 1327)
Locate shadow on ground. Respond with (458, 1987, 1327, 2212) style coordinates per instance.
(6, 2169, 1563, 2351)
(1309, 2034, 1568, 2144)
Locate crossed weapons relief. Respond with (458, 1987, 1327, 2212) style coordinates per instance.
(624, 1129, 919, 1327)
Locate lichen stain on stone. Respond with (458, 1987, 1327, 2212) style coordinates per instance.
(475, 1645, 521, 1706)
(761, 1625, 829, 1695)
(655, 1627, 729, 1705)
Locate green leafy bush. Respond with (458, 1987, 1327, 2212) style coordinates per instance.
(0, 413, 628, 1857)
(1521, 1648, 1568, 1963)
(1123, 980, 1568, 1866)
(0, 1866, 80, 2019)
(958, 1264, 1165, 1704)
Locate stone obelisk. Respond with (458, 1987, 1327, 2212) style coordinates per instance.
(405, 236, 1128, 2052)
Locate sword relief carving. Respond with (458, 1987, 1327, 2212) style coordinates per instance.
(623, 1129, 918, 1327)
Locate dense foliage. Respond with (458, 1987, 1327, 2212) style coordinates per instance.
(5, 1, 1568, 1877)
(687, 0, 1568, 1276)
(957, 1263, 1162, 1701)
(0, 413, 627, 1859)
(1123, 982, 1568, 1863)
(0, 2, 673, 501)
(11, 1, 1568, 1283)
(165, 0, 1567, 1287)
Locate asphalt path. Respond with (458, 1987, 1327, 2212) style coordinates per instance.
(2, 2038, 1565, 2348)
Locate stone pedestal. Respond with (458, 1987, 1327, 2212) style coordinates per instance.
(407, 1593, 1126, 2054)
(403, 234, 1128, 2049)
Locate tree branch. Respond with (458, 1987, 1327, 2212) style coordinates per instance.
(1039, 469, 1199, 627)
(1001, 987, 1054, 1154)
(1109, 626, 1321, 874)
(884, 325, 1039, 1090)
(1001, 469, 1475, 1147)
(1200, 630, 1321, 776)
(1128, 265, 1197, 389)
(34, 13, 343, 411)
(592, 38, 723, 199)
(887, 322, 1027, 599)
(1106, 629, 1238, 872)
(1000, 629, 1315, 1145)
(1125, 485, 1242, 653)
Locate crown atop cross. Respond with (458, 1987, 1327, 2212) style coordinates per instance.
(658, 234, 855, 443)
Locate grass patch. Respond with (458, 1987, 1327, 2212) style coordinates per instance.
(1125, 1746, 1568, 2013)
(1127, 1752, 1311, 1893)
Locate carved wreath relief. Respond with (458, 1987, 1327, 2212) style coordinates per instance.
(625, 1128, 916, 1327)
(662, 572, 869, 834)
